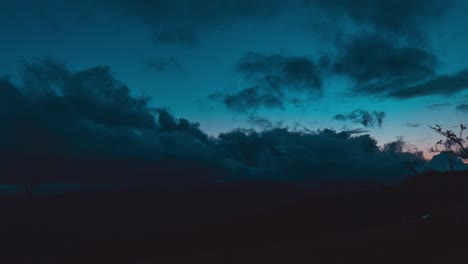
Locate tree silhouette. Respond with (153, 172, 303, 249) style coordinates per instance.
(429, 124, 468, 175)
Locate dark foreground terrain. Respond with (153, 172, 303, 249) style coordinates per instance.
(1, 171, 468, 263)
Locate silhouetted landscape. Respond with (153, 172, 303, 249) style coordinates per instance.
(2, 0, 468, 263)
(1, 170, 468, 263)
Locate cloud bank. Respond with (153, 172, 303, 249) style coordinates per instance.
(0, 60, 217, 185)
(0, 61, 425, 187)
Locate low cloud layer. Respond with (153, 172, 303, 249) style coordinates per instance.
(0, 60, 216, 185)
(0, 61, 424, 186)
(217, 128, 424, 183)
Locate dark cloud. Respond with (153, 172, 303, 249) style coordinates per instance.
(144, 57, 183, 73)
(382, 137, 407, 153)
(323, 1, 457, 101)
(333, 33, 438, 96)
(246, 114, 289, 131)
(237, 52, 325, 91)
(216, 128, 424, 183)
(334, 109, 386, 128)
(406, 123, 422, 128)
(426, 102, 456, 111)
(246, 114, 274, 130)
(0, 60, 216, 185)
(214, 53, 327, 112)
(456, 103, 468, 112)
(227, 89, 279, 112)
(216, 87, 284, 112)
(333, 32, 468, 99)
(155, 108, 209, 143)
(99, 0, 453, 46)
(102, 0, 288, 45)
(340, 128, 371, 135)
(315, 0, 452, 37)
(426, 98, 468, 111)
(388, 70, 468, 99)
(0, 60, 426, 187)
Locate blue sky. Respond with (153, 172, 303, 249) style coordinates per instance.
(1, 0, 468, 159)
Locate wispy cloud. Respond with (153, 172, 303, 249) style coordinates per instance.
(406, 122, 422, 128)
(144, 56, 184, 73)
(213, 52, 328, 112)
(334, 109, 386, 128)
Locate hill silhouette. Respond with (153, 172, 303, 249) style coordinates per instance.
(1, 170, 467, 263)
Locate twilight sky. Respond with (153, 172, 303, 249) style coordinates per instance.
(1, 0, 468, 161)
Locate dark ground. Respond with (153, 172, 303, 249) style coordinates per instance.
(1, 171, 468, 263)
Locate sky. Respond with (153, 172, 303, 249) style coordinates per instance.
(1, 0, 468, 185)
